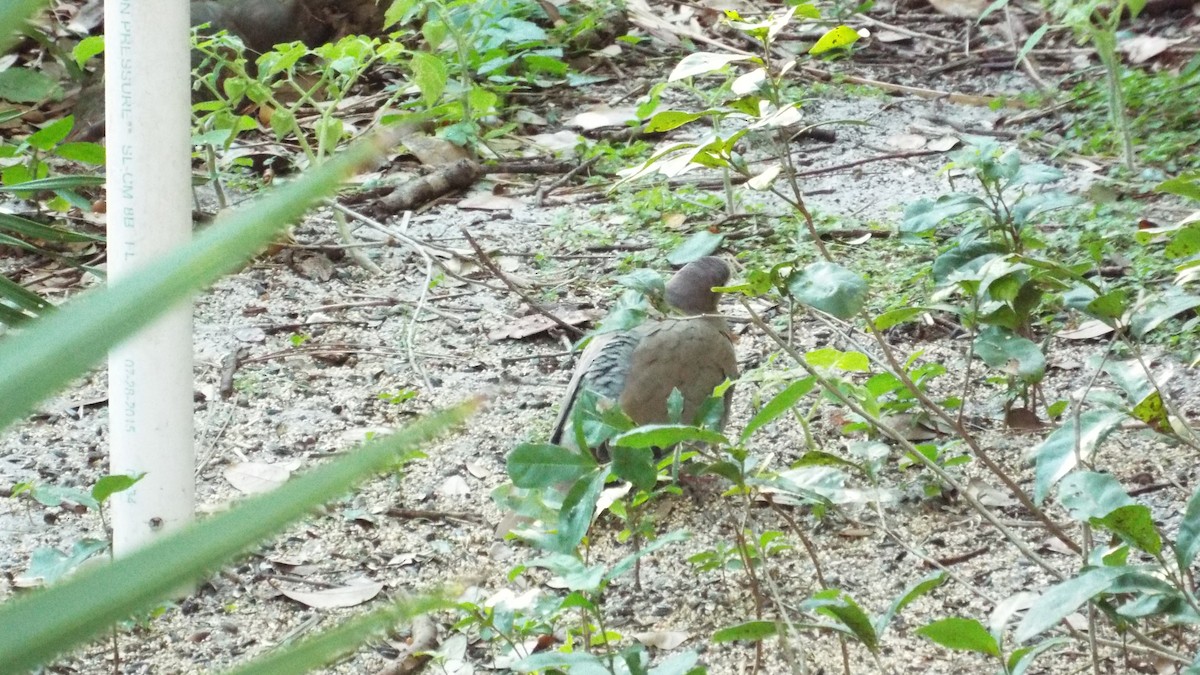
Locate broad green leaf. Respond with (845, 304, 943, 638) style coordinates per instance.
(73, 35, 105, 68)
(643, 109, 704, 134)
(54, 141, 106, 165)
(507, 443, 596, 488)
(1014, 567, 1127, 642)
(1177, 486, 1200, 570)
(0, 133, 390, 430)
(740, 377, 817, 443)
(410, 51, 448, 107)
(0, 401, 476, 672)
(1085, 289, 1128, 320)
(548, 469, 608, 554)
(613, 424, 728, 449)
(527, 552, 606, 592)
(901, 194, 987, 234)
(27, 116, 74, 151)
(1156, 173, 1200, 202)
(809, 25, 861, 55)
(646, 650, 700, 675)
(610, 445, 657, 491)
(873, 307, 925, 330)
(512, 651, 610, 672)
(1130, 291, 1200, 338)
(1029, 410, 1125, 504)
(787, 261, 867, 319)
(803, 589, 877, 651)
(668, 52, 752, 81)
(1164, 225, 1200, 258)
(1098, 504, 1162, 556)
(1058, 471, 1134, 520)
(91, 473, 144, 503)
(712, 620, 778, 642)
(666, 230, 724, 266)
(0, 67, 61, 103)
(31, 484, 99, 510)
(973, 326, 1044, 383)
(21, 539, 108, 586)
(804, 347, 869, 371)
(917, 617, 999, 657)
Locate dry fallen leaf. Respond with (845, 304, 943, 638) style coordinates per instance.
(927, 136, 960, 152)
(487, 308, 602, 341)
(438, 475, 471, 497)
(927, 0, 989, 18)
(634, 630, 690, 649)
(1004, 407, 1045, 431)
(458, 192, 524, 211)
(886, 133, 928, 150)
(279, 580, 383, 609)
(566, 106, 640, 131)
(224, 461, 294, 494)
(875, 29, 911, 43)
(1056, 319, 1114, 340)
(965, 478, 1018, 507)
(1119, 35, 1187, 64)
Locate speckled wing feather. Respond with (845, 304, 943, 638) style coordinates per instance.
(549, 329, 643, 446)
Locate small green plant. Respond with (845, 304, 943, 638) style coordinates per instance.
(378, 388, 419, 404)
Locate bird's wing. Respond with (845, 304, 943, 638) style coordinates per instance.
(549, 330, 642, 446)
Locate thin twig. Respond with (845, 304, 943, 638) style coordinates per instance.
(456, 223, 586, 338)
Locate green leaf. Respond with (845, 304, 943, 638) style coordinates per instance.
(31, 484, 100, 510)
(27, 116, 74, 151)
(1085, 289, 1128, 321)
(916, 617, 999, 657)
(0, 67, 61, 103)
(612, 424, 728, 449)
(740, 377, 816, 443)
(873, 307, 925, 330)
(901, 194, 987, 234)
(0, 174, 105, 192)
(1008, 638, 1070, 675)
(1098, 504, 1162, 556)
(507, 443, 596, 488)
(1, 0, 49, 55)
(1029, 410, 1125, 504)
(787, 261, 867, 319)
(0, 399, 475, 672)
(1177, 486, 1200, 571)
(1164, 225, 1200, 259)
(54, 141, 106, 165)
(1058, 471, 1134, 520)
(22, 539, 108, 586)
(666, 231, 724, 266)
(1130, 291, 1200, 338)
(644, 110, 707, 133)
(804, 347, 869, 371)
(1016, 24, 1049, 64)
(803, 589, 877, 652)
(875, 572, 947, 636)
(712, 620, 778, 642)
(1014, 567, 1127, 642)
(73, 35, 105, 69)
(972, 326, 1045, 383)
(1156, 173, 1200, 202)
(0, 273, 50, 314)
(0, 133, 389, 431)
(809, 25, 861, 55)
(548, 469, 608, 554)
(91, 473, 145, 504)
(610, 445, 657, 492)
(410, 51, 448, 107)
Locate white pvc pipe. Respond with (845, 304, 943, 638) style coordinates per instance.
(105, 0, 195, 556)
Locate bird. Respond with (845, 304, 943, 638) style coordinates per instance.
(550, 256, 738, 453)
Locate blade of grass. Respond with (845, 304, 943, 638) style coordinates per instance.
(0, 131, 395, 430)
(0, 398, 479, 672)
